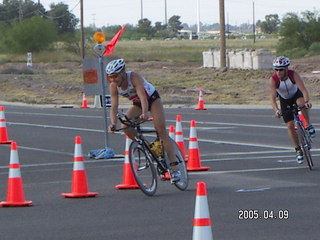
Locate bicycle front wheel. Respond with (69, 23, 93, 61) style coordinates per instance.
(297, 127, 313, 170)
(302, 144, 313, 170)
(170, 139, 188, 191)
(129, 141, 158, 196)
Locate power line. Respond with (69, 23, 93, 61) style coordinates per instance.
(37, 0, 80, 20)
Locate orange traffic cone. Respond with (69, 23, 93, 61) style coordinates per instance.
(0, 106, 12, 144)
(0, 142, 32, 207)
(175, 115, 187, 162)
(115, 136, 139, 189)
(169, 125, 175, 140)
(187, 120, 210, 171)
(195, 88, 207, 110)
(192, 182, 213, 240)
(62, 136, 99, 198)
(80, 93, 89, 108)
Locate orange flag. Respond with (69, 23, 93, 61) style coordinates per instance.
(103, 26, 126, 56)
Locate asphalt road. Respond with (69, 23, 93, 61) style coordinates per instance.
(0, 104, 319, 240)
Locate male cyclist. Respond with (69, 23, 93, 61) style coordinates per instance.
(269, 56, 316, 164)
(106, 58, 181, 182)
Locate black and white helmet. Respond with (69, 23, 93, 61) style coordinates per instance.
(106, 59, 126, 74)
(273, 56, 290, 68)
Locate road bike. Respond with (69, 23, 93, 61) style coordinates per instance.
(287, 104, 314, 170)
(116, 112, 188, 196)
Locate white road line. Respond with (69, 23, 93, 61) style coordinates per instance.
(0, 157, 125, 170)
(8, 111, 101, 119)
(188, 166, 308, 174)
(8, 122, 103, 133)
(202, 153, 320, 162)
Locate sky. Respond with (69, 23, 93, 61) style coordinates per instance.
(35, 0, 319, 27)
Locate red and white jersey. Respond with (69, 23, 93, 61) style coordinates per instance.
(272, 70, 298, 99)
(117, 71, 155, 103)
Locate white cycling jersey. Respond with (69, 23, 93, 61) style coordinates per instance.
(117, 71, 155, 103)
(276, 77, 298, 99)
(272, 70, 298, 99)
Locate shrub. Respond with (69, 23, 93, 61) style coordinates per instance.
(2, 16, 58, 53)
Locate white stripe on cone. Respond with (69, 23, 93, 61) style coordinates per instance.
(73, 161, 85, 171)
(74, 143, 83, 158)
(124, 136, 132, 164)
(192, 182, 213, 240)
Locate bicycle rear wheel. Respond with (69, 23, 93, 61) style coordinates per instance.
(170, 139, 188, 191)
(129, 141, 158, 196)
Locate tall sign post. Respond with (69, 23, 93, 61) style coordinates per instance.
(87, 31, 115, 159)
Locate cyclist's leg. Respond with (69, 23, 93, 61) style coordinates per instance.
(150, 99, 178, 170)
(123, 105, 141, 140)
(279, 97, 299, 147)
(280, 96, 303, 162)
(285, 120, 300, 146)
(296, 95, 311, 127)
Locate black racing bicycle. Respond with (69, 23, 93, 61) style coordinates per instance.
(116, 112, 188, 196)
(287, 104, 314, 170)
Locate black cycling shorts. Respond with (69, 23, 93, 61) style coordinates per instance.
(279, 89, 303, 123)
(133, 90, 160, 111)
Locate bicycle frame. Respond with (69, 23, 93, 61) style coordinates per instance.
(117, 113, 169, 175)
(135, 132, 169, 176)
(116, 112, 189, 195)
(290, 105, 314, 170)
(293, 110, 312, 149)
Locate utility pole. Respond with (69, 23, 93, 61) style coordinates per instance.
(253, 1, 256, 43)
(140, 0, 143, 19)
(164, 0, 167, 25)
(219, 0, 227, 70)
(197, 0, 200, 34)
(80, 0, 85, 59)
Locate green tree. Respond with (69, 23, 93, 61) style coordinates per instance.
(2, 16, 57, 53)
(137, 18, 154, 38)
(278, 10, 320, 53)
(167, 15, 183, 36)
(0, 0, 46, 23)
(256, 14, 280, 34)
(47, 2, 79, 35)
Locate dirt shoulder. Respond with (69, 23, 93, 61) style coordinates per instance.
(0, 56, 319, 107)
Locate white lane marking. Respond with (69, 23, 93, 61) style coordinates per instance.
(236, 187, 271, 193)
(7, 111, 101, 119)
(201, 153, 320, 162)
(8, 122, 103, 133)
(188, 166, 308, 174)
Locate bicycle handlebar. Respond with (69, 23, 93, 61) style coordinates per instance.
(280, 104, 307, 117)
(115, 112, 154, 133)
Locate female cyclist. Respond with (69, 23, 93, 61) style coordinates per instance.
(106, 59, 181, 182)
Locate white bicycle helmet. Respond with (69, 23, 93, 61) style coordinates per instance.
(106, 59, 126, 74)
(273, 56, 290, 68)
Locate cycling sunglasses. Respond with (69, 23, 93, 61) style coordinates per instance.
(108, 74, 119, 79)
(274, 68, 285, 72)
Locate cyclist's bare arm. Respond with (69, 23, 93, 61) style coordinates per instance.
(268, 77, 281, 118)
(131, 72, 149, 120)
(293, 71, 312, 108)
(109, 83, 119, 132)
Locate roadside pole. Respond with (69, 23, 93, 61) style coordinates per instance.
(88, 31, 114, 159)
